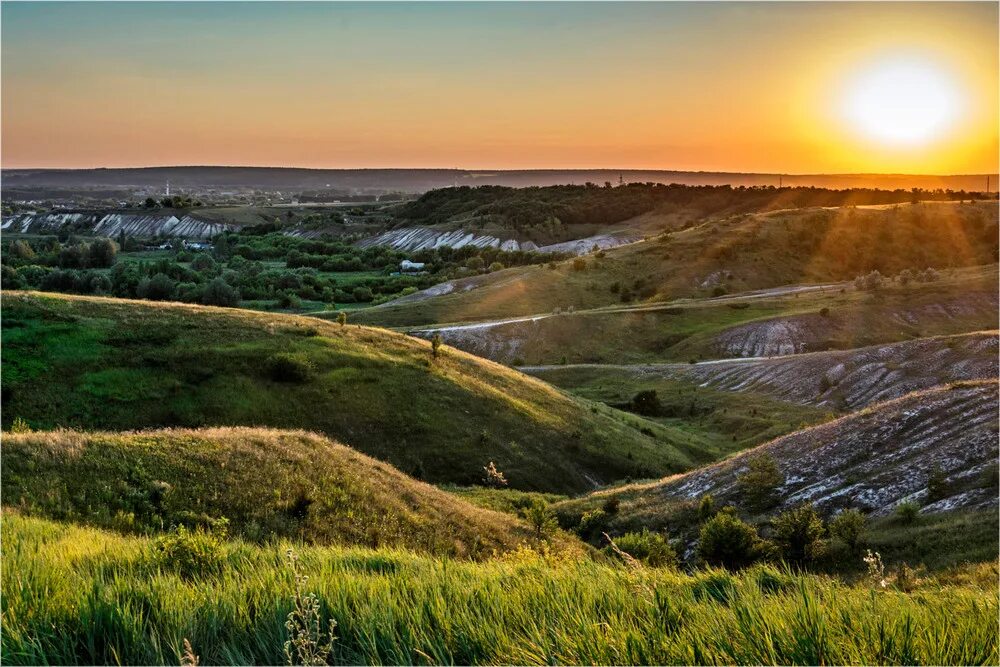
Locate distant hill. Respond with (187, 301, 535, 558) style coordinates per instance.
(1, 292, 712, 493)
(3, 166, 997, 193)
(357, 202, 999, 328)
(1, 427, 562, 557)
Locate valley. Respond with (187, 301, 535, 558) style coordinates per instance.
(2, 179, 998, 666)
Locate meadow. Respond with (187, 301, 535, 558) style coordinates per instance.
(4, 513, 997, 666)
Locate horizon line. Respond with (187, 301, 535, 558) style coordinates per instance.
(3, 165, 998, 178)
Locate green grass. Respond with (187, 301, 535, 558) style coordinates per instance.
(527, 369, 832, 457)
(4, 513, 997, 666)
(2, 428, 560, 558)
(2, 292, 705, 494)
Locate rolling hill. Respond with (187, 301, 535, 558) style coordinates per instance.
(1, 291, 710, 494)
(2, 427, 557, 557)
(356, 202, 998, 327)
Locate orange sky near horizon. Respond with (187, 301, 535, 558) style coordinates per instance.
(2, 2, 997, 174)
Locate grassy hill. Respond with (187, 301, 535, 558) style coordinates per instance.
(2, 427, 557, 557)
(1, 291, 712, 494)
(396, 265, 997, 366)
(5, 512, 996, 665)
(358, 202, 998, 327)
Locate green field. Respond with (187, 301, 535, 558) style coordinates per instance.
(2, 292, 711, 494)
(4, 513, 996, 666)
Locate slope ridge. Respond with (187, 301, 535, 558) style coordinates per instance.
(2, 291, 695, 493)
(2, 427, 553, 557)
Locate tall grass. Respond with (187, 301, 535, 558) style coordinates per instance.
(4, 514, 997, 665)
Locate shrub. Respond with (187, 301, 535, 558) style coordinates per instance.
(577, 509, 608, 540)
(829, 508, 866, 554)
(521, 499, 557, 539)
(488, 262, 504, 272)
(736, 454, 784, 513)
(608, 530, 677, 568)
(894, 501, 919, 525)
(136, 273, 176, 301)
(202, 277, 240, 307)
(431, 333, 443, 359)
(572, 258, 586, 271)
(771, 504, 826, 566)
(926, 466, 950, 502)
(628, 389, 662, 417)
(190, 253, 217, 272)
(482, 461, 508, 488)
(698, 495, 717, 522)
(337, 311, 347, 326)
(149, 525, 227, 580)
(602, 496, 621, 515)
(698, 507, 767, 570)
(853, 270, 884, 291)
(268, 353, 315, 383)
(352, 286, 373, 302)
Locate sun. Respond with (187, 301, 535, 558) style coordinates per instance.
(840, 54, 964, 147)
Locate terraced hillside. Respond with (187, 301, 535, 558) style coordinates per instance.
(2, 292, 706, 493)
(529, 332, 999, 413)
(397, 266, 997, 365)
(358, 202, 998, 327)
(562, 383, 999, 531)
(2, 428, 553, 557)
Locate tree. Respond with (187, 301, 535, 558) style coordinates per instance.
(521, 498, 557, 538)
(337, 311, 347, 327)
(136, 273, 176, 301)
(202, 277, 240, 307)
(736, 454, 784, 512)
(829, 508, 866, 554)
(8, 239, 35, 261)
(771, 503, 826, 566)
(144, 197, 159, 209)
(628, 389, 662, 417)
(88, 239, 118, 268)
(431, 333, 443, 359)
(698, 507, 767, 570)
(465, 256, 485, 271)
(190, 253, 217, 273)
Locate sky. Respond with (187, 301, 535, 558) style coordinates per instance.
(2, 2, 997, 174)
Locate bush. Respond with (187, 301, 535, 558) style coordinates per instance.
(894, 501, 919, 525)
(853, 270, 884, 291)
(268, 353, 315, 383)
(771, 504, 826, 566)
(698, 507, 767, 570)
(202, 277, 240, 307)
(577, 509, 608, 540)
(698, 495, 717, 522)
(136, 273, 176, 301)
(628, 389, 662, 417)
(572, 258, 586, 271)
(829, 508, 866, 554)
(190, 253, 217, 272)
(608, 530, 677, 568)
(926, 466, 950, 502)
(736, 454, 784, 513)
(149, 525, 227, 580)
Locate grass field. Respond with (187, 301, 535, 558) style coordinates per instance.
(2, 291, 712, 494)
(2, 428, 560, 558)
(4, 513, 996, 666)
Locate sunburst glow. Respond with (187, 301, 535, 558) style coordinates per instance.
(840, 55, 965, 147)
